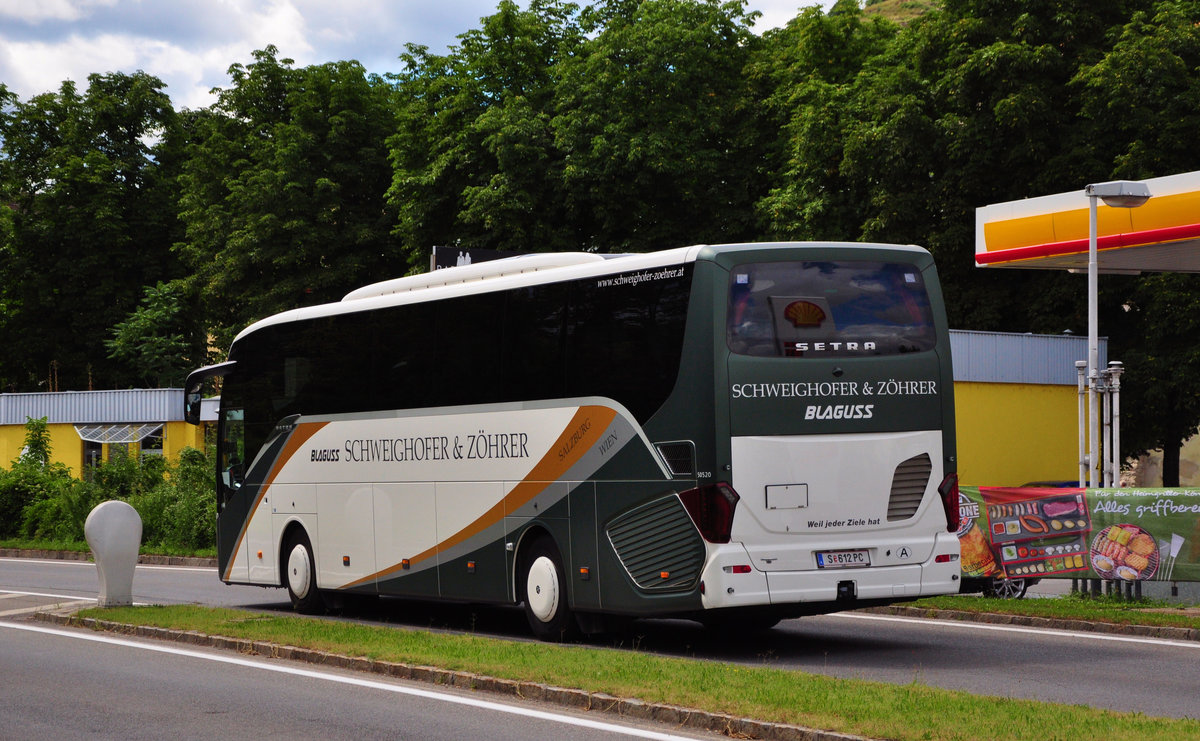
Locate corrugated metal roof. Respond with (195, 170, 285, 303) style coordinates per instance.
(0, 389, 184, 425)
(950, 330, 1108, 386)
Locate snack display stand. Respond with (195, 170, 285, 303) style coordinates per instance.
(958, 486, 1199, 584)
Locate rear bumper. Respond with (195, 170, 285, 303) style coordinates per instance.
(700, 531, 960, 610)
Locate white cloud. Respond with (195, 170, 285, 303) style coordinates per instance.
(0, 0, 116, 24)
(0, 0, 833, 110)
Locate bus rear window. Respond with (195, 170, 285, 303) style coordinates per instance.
(727, 261, 936, 357)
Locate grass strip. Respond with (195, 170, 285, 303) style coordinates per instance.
(0, 538, 215, 559)
(908, 594, 1200, 630)
(0, 538, 92, 554)
(80, 604, 1198, 741)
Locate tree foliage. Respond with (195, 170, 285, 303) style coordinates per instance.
(105, 281, 208, 388)
(0, 72, 181, 391)
(175, 47, 402, 343)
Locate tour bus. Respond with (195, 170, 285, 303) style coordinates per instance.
(185, 242, 962, 640)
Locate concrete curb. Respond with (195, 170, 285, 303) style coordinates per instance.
(861, 604, 1200, 642)
(30, 610, 868, 741)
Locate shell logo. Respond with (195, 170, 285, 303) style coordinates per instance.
(783, 300, 825, 328)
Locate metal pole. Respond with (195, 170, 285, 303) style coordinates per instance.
(1087, 193, 1100, 488)
(1078, 361, 1088, 487)
(1109, 361, 1123, 487)
(1102, 368, 1112, 487)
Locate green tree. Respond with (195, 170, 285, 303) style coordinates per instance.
(176, 47, 402, 344)
(105, 281, 208, 387)
(0, 72, 182, 391)
(1080, 1, 1200, 483)
(762, 0, 1153, 332)
(754, 0, 898, 239)
(552, 0, 765, 252)
(388, 0, 586, 269)
(1104, 274, 1200, 485)
(16, 416, 52, 468)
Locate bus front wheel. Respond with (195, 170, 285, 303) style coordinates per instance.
(284, 531, 323, 614)
(520, 536, 578, 642)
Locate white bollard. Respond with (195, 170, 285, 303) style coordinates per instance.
(84, 500, 142, 607)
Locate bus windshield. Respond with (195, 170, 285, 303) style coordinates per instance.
(726, 260, 935, 357)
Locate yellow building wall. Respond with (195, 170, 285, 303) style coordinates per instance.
(954, 381, 1079, 487)
(0, 423, 86, 475)
(0, 420, 207, 477)
(163, 421, 205, 460)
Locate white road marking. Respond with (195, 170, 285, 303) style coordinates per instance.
(0, 621, 704, 741)
(0, 589, 97, 601)
(839, 611, 1200, 649)
(0, 600, 93, 617)
(0, 589, 150, 608)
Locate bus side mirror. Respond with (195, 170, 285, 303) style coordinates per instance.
(185, 390, 203, 425)
(183, 361, 237, 425)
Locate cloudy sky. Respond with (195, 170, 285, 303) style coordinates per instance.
(0, 0, 832, 110)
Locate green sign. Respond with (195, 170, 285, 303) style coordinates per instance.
(958, 487, 1200, 583)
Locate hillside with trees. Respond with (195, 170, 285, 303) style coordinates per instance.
(2, 0, 1198, 479)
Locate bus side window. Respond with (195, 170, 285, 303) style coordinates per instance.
(220, 408, 245, 496)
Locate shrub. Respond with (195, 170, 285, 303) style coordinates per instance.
(0, 417, 68, 538)
(0, 423, 217, 552)
(19, 471, 102, 542)
(125, 447, 216, 552)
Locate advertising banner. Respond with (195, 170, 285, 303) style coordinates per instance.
(958, 487, 1200, 583)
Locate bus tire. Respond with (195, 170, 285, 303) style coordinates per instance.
(520, 536, 578, 642)
(284, 531, 323, 614)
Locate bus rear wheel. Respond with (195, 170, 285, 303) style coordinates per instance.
(284, 531, 323, 614)
(520, 536, 578, 642)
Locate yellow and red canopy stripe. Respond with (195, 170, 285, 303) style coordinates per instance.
(975, 171, 1200, 272)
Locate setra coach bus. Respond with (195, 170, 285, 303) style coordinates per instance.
(184, 242, 962, 640)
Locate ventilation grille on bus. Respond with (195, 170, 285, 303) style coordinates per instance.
(606, 494, 706, 592)
(887, 453, 932, 521)
(654, 441, 695, 477)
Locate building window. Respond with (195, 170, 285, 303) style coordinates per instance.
(141, 430, 164, 457)
(83, 441, 103, 481)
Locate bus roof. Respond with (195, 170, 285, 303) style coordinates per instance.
(232, 242, 927, 344)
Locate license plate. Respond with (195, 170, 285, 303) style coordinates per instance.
(817, 549, 870, 569)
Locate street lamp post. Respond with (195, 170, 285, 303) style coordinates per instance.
(1084, 180, 1151, 487)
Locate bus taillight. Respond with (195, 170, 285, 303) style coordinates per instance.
(679, 483, 740, 543)
(937, 473, 960, 533)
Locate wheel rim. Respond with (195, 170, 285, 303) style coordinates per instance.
(287, 543, 311, 600)
(525, 555, 559, 623)
(995, 578, 1025, 599)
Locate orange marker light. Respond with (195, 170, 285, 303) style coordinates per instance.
(660, 571, 670, 579)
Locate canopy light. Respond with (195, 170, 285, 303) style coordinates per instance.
(1085, 180, 1152, 208)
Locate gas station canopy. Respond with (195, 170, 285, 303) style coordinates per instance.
(975, 170, 1200, 273)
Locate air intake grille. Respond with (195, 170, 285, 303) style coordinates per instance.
(655, 441, 695, 476)
(887, 453, 932, 521)
(607, 495, 705, 592)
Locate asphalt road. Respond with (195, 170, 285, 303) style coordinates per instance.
(0, 619, 715, 741)
(4, 557, 1199, 721)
